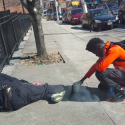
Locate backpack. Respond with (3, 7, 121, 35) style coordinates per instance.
(112, 40, 125, 50)
(109, 40, 125, 62)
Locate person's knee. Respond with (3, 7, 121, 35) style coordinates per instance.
(95, 70, 107, 79)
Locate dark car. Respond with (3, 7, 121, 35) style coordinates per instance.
(118, 1, 125, 24)
(96, 3, 119, 16)
(52, 12, 62, 21)
(80, 8, 119, 31)
(67, 8, 83, 24)
(62, 12, 67, 23)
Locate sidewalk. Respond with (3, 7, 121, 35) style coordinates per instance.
(1, 19, 125, 125)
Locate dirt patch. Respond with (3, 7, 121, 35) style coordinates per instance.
(20, 52, 65, 66)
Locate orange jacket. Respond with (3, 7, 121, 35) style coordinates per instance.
(85, 41, 125, 78)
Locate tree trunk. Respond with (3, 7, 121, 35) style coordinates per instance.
(30, 13, 48, 58)
(20, 0, 48, 59)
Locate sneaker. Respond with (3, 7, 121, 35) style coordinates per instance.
(51, 91, 65, 103)
(107, 88, 125, 102)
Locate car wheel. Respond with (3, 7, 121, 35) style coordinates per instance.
(119, 15, 124, 24)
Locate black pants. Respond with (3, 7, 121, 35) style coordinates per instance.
(95, 68, 125, 90)
(8, 83, 64, 111)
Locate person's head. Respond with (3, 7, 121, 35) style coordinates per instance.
(86, 38, 105, 57)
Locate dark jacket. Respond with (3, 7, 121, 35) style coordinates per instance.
(0, 73, 28, 91)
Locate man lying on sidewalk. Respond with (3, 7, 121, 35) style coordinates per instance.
(76, 38, 125, 102)
(0, 73, 65, 111)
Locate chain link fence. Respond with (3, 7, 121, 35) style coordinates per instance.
(0, 10, 31, 72)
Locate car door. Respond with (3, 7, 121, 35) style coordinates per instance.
(120, 2, 125, 20)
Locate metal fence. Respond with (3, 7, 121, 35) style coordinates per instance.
(0, 10, 32, 72)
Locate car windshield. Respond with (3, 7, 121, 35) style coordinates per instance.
(72, 9, 83, 15)
(54, 13, 61, 16)
(90, 9, 110, 17)
(107, 3, 118, 9)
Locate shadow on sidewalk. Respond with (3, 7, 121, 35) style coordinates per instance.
(61, 85, 107, 102)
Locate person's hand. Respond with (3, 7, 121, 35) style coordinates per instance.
(33, 82, 40, 85)
(74, 81, 83, 86)
(72, 81, 82, 93)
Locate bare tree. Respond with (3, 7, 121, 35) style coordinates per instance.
(20, 0, 48, 59)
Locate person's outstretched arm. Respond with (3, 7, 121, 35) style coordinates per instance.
(79, 76, 87, 85)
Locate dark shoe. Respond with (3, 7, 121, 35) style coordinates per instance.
(107, 87, 125, 102)
(107, 96, 124, 102)
(98, 83, 108, 92)
(51, 91, 65, 103)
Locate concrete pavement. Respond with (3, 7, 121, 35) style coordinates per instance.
(1, 19, 125, 125)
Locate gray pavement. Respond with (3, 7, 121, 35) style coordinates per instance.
(1, 19, 125, 125)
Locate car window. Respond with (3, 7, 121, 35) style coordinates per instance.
(96, 4, 104, 8)
(90, 9, 110, 17)
(107, 3, 118, 9)
(72, 9, 83, 15)
(120, 2, 125, 9)
(104, 5, 108, 9)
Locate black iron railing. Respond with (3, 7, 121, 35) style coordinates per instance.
(0, 10, 32, 72)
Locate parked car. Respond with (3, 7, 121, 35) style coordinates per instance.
(80, 8, 119, 31)
(46, 12, 52, 21)
(43, 10, 47, 18)
(51, 12, 62, 21)
(118, 1, 125, 24)
(67, 8, 83, 24)
(62, 12, 67, 23)
(96, 3, 119, 16)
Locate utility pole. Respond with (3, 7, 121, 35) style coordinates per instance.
(81, 0, 88, 14)
(2, 0, 6, 11)
(55, 0, 59, 23)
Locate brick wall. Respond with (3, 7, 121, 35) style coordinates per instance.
(0, 0, 28, 13)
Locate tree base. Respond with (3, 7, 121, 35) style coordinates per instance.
(20, 52, 65, 66)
